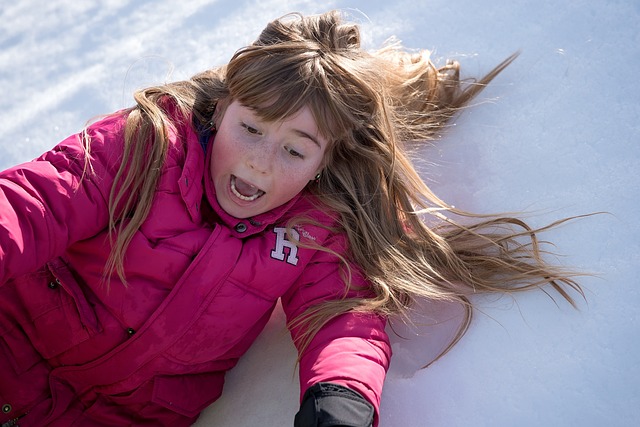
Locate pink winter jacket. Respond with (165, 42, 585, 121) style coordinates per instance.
(0, 104, 390, 426)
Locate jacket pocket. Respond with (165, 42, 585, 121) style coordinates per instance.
(11, 258, 101, 359)
(152, 372, 225, 418)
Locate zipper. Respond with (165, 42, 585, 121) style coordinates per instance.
(1, 413, 26, 427)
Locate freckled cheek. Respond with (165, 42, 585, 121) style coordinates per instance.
(210, 137, 243, 177)
(277, 159, 318, 183)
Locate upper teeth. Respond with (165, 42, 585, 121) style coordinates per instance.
(231, 177, 263, 201)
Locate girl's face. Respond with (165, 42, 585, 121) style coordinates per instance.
(210, 100, 328, 219)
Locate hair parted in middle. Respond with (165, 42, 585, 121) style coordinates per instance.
(98, 10, 582, 364)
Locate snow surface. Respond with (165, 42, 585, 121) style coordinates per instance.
(1, 1, 638, 426)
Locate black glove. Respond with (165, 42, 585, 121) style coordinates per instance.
(294, 382, 374, 427)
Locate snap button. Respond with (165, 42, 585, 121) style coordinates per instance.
(1, 403, 12, 413)
(126, 328, 136, 337)
(234, 222, 247, 233)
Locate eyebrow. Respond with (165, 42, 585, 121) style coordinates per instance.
(292, 129, 322, 148)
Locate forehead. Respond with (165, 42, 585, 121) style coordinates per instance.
(229, 88, 340, 141)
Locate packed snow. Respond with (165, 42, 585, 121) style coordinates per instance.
(1, 1, 638, 426)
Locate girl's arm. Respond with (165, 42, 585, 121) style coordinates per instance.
(0, 114, 126, 283)
(281, 236, 391, 427)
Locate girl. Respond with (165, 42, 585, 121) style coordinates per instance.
(0, 10, 582, 427)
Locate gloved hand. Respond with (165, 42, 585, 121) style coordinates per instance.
(294, 382, 374, 427)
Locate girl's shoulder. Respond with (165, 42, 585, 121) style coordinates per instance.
(288, 192, 339, 225)
(284, 192, 349, 248)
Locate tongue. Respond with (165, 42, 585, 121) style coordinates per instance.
(235, 177, 260, 197)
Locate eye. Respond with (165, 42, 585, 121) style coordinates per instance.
(285, 147, 305, 159)
(241, 122, 261, 135)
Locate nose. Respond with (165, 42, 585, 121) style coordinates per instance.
(246, 139, 276, 174)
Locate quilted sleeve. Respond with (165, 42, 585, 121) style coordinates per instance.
(281, 233, 391, 427)
(0, 113, 127, 283)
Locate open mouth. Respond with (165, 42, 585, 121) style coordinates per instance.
(231, 175, 265, 202)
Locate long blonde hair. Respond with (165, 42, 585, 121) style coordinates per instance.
(99, 10, 583, 362)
